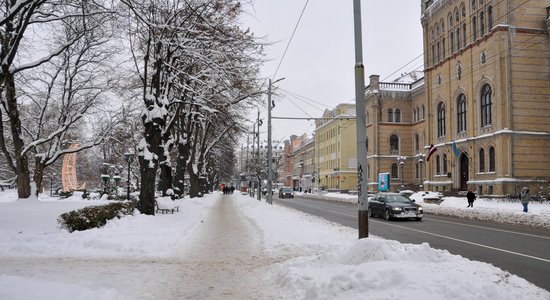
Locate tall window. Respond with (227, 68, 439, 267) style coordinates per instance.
(481, 84, 492, 126)
(436, 155, 441, 175)
(489, 146, 495, 172)
(390, 135, 399, 154)
(388, 109, 394, 122)
(394, 109, 401, 123)
(487, 6, 493, 30)
(366, 137, 369, 152)
(462, 23, 467, 46)
(415, 134, 419, 152)
(479, 148, 485, 172)
(480, 11, 485, 36)
(457, 94, 467, 132)
(443, 153, 448, 174)
(472, 16, 477, 40)
(391, 163, 399, 178)
(437, 102, 446, 137)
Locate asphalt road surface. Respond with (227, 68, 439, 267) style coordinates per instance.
(274, 195, 550, 291)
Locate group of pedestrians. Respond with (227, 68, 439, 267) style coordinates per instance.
(222, 185, 235, 195)
(466, 186, 533, 212)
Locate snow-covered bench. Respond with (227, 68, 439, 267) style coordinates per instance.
(155, 197, 180, 214)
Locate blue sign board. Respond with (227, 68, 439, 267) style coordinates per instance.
(378, 173, 390, 192)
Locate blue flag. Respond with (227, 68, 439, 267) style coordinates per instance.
(452, 141, 459, 157)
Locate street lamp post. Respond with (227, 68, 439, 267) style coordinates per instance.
(124, 151, 135, 201)
(267, 77, 285, 205)
(397, 156, 406, 191)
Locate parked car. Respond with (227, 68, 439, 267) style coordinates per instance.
(368, 192, 423, 221)
(278, 187, 294, 198)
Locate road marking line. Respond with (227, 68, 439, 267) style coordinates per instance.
(428, 217, 550, 240)
(376, 220, 550, 264)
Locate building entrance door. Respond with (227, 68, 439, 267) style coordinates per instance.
(460, 154, 469, 191)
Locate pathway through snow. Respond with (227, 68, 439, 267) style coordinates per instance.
(173, 195, 281, 299)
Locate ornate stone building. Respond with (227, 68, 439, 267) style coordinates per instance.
(364, 0, 550, 195)
(421, 0, 550, 195)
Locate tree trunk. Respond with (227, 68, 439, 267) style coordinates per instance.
(174, 143, 188, 197)
(139, 155, 157, 215)
(5, 73, 31, 198)
(158, 163, 173, 196)
(188, 164, 199, 198)
(33, 158, 45, 196)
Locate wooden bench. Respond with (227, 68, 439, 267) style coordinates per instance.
(155, 197, 181, 214)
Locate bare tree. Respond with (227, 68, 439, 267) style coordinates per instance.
(0, 0, 116, 198)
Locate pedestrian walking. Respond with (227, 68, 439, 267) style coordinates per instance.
(520, 187, 531, 213)
(466, 188, 476, 207)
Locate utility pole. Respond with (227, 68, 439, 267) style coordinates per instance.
(353, 0, 369, 238)
(267, 78, 284, 205)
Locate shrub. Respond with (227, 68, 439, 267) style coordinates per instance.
(58, 201, 135, 232)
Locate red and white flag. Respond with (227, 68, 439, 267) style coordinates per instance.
(426, 144, 437, 161)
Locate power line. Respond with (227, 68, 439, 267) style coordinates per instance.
(272, 0, 310, 80)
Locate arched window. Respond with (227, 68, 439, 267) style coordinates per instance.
(481, 84, 492, 126)
(472, 16, 477, 40)
(443, 153, 448, 174)
(462, 23, 467, 45)
(388, 109, 394, 122)
(456, 28, 460, 49)
(390, 135, 399, 154)
(436, 155, 441, 175)
(457, 94, 467, 132)
(480, 11, 485, 36)
(479, 148, 485, 172)
(391, 163, 399, 178)
(394, 109, 401, 123)
(437, 102, 446, 137)
(415, 134, 419, 152)
(413, 108, 417, 122)
(489, 146, 495, 172)
(366, 137, 369, 152)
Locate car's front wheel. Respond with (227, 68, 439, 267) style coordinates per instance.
(384, 209, 392, 221)
(368, 206, 374, 218)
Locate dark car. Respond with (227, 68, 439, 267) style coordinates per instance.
(368, 192, 423, 221)
(278, 187, 294, 198)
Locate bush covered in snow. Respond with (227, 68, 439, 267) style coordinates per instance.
(57, 202, 135, 232)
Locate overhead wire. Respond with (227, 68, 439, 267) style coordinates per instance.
(272, 0, 310, 80)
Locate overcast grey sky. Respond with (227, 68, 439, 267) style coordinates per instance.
(242, 1, 424, 143)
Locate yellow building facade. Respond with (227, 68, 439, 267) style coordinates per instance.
(315, 104, 357, 191)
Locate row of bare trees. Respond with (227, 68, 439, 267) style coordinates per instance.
(1, 0, 265, 214)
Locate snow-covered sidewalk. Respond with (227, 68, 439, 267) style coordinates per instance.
(0, 190, 549, 299)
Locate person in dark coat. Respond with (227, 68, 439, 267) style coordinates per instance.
(466, 188, 476, 207)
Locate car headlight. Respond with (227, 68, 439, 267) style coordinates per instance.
(418, 207, 423, 211)
(391, 207, 403, 211)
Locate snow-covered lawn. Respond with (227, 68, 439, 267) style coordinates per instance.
(0, 189, 548, 299)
